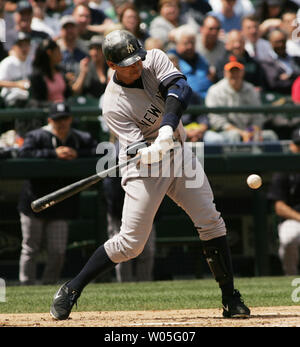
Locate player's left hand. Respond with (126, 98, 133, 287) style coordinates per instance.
(138, 125, 174, 164)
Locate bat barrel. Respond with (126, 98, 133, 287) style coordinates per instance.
(31, 174, 101, 212)
(31, 154, 142, 213)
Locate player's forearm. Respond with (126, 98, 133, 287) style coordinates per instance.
(275, 200, 300, 222)
(160, 78, 192, 131)
(160, 96, 183, 130)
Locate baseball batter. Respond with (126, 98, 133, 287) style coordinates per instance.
(50, 30, 250, 320)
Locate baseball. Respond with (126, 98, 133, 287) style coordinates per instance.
(247, 174, 262, 189)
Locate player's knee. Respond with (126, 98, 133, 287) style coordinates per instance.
(196, 217, 227, 241)
(105, 233, 146, 263)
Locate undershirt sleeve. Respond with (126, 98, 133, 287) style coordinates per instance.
(159, 76, 187, 131)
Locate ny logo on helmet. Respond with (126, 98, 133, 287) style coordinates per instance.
(127, 43, 135, 54)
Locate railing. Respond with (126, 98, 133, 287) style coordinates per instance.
(1, 104, 300, 119)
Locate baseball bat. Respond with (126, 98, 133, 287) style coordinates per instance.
(31, 154, 141, 213)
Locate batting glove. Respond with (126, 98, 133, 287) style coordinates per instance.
(138, 125, 174, 165)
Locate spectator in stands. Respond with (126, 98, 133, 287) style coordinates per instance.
(216, 29, 267, 89)
(56, 16, 90, 88)
(81, 36, 108, 98)
(292, 76, 300, 103)
(254, 0, 298, 38)
(144, 37, 165, 51)
(25, 38, 84, 135)
(105, 0, 130, 22)
(268, 127, 300, 275)
(74, 1, 114, 36)
(259, 28, 300, 95)
(89, 0, 114, 14)
(57, 14, 87, 59)
(205, 57, 278, 143)
(5, 1, 49, 55)
(195, 15, 226, 68)
(18, 101, 98, 285)
(182, 111, 224, 143)
(280, 11, 300, 57)
(0, 32, 32, 107)
(0, 0, 12, 59)
(149, 0, 198, 50)
(168, 24, 214, 101)
(179, 0, 212, 26)
(209, 0, 255, 17)
(241, 15, 273, 61)
(63, 0, 112, 26)
(119, 3, 149, 44)
(72, 4, 97, 52)
(30, 0, 61, 38)
(45, 0, 67, 17)
(209, 0, 242, 34)
(29, 38, 70, 107)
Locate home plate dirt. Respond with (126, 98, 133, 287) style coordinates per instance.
(0, 306, 300, 327)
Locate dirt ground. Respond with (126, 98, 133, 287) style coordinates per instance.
(0, 306, 300, 327)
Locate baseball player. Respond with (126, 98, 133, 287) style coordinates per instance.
(50, 30, 250, 320)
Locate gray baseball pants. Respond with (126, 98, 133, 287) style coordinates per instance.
(104, 146, 226, 264)
(106, 212, 156, 281)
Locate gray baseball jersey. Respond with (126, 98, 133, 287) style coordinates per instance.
(102, 48, 226, 264)
(102, 49, 186, 184)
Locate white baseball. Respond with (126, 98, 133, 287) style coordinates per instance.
(247, 174, 262, 189)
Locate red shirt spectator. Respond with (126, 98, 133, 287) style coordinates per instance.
(292, 76, 300, 104)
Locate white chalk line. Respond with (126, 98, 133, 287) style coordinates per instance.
(128, 321, 212, 326)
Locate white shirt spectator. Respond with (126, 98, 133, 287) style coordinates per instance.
(286, 39, 300, 57)
(31, 16, 61, 38)
(0, 54, 32, 105)
(206, 77, 265, 132)
(209, 0, 254, 17)
(244, 38, 274, 61)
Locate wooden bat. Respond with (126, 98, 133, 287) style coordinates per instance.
(31, 154, 141, 213)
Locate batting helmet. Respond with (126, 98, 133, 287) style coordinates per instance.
(102, 30, 147, 67)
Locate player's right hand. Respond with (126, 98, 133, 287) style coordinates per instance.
(138, 125, 174, 164)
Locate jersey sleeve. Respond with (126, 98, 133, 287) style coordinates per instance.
(150, 49, 183, 86)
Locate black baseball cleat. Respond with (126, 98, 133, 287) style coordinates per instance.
(50, 282, 80, 320)
(222, 289, 250, 318)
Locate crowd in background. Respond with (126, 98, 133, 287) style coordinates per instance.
(1, 0, 300, 143)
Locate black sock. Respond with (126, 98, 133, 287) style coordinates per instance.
(68, 245, 116, 293)
(202, 235, 234, 298)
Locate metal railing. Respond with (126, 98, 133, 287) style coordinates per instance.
(0, 104, 300, 120)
